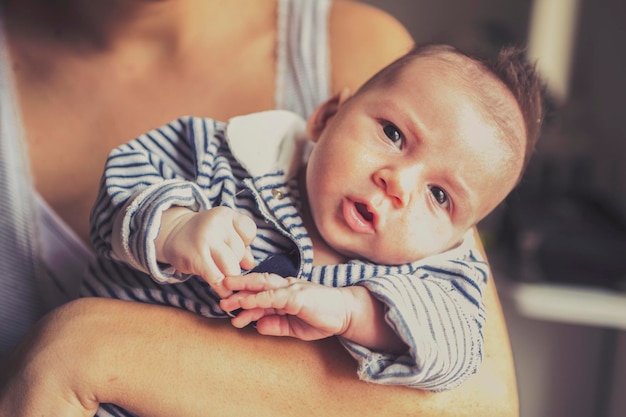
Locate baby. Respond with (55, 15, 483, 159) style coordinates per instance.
(84, 43, 543, 391)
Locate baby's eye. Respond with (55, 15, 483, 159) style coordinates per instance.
(429, 186, 450, 210)
(382, 122, 404, 149)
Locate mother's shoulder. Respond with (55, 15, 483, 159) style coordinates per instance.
(328, 0, 415, 93)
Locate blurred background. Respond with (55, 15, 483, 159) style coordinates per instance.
(362, 1, 626, 416)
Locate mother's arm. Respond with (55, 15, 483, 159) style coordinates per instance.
(0, 268, 517, 417)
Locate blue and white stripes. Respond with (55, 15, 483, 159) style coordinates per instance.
(84, 111, 487, 392)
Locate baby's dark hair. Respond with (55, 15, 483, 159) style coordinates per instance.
(358, 43, 545, 180)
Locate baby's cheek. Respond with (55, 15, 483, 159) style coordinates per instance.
(394, 221, 446, 260)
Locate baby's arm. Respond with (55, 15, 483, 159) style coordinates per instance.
(220, 273, 406, 354)
(222, 253, 488, 391)
(91, 116, 252, 294)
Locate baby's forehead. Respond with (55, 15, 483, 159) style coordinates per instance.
(408, 55, 525, 197)
(472, 79, 526, 175)
(423, 54, 526, 174)
(408, 54, 525, 147)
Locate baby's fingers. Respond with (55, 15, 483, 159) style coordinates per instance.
(220, 290, 253, 312)
(196, 250, 243, 298)
(221, 288, 289, 316)
(210, 244, 246, 278)
(223, 273, 290, 292)
(240, 247, 255, 270)
(225, 214, 256, 271)
(230, 308, 272, 328)
(233, 213, 257, 245)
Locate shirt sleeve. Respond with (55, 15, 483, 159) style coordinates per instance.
(90, 117, 226, 283)
(340, 250, 488, 391)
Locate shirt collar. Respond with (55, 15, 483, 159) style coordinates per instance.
(225, 110, 312, 179)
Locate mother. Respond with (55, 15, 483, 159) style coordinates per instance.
(0, 0, 518, 416)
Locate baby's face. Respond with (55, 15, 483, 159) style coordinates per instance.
(305, 56, 524, 264)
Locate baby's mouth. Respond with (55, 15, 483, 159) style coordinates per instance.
(355, 202, 374, 223)
(342, 199, 376, 234)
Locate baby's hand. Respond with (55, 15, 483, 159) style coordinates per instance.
(157, 206, 256, 297)
(220, 273, 352, 340)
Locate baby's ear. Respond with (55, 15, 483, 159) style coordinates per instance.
(306, 88, 351, 142)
